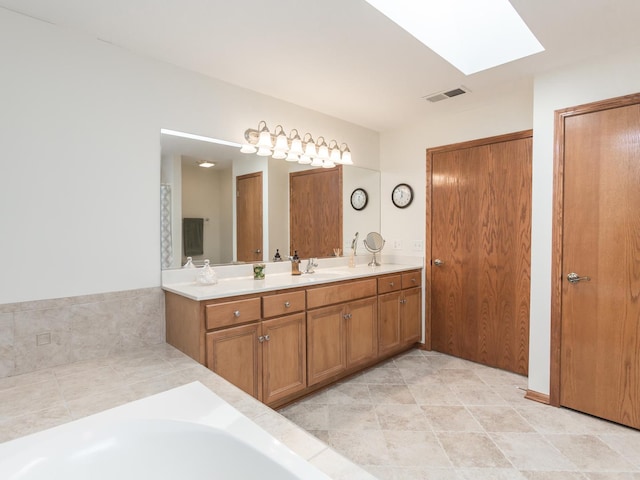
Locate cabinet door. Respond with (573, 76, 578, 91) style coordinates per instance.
(402, 287, 422, 345)
(346, 297, 378, 368)
(206, 323, 262, 399)
(262, 313, 307, 405)
(378, 291, 402, 356)
(307, 304, 346, 386)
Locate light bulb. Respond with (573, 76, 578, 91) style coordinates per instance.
(286, 152, 299, 162)
(257, 146, 272, 156)
(240, 143, 257, 154)
(257, 130, 273, 149)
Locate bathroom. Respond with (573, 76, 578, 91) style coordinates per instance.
(2, 1, 640, 478)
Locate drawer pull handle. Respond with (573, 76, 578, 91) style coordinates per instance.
(264, 334, 270, 341)
(233, 310, 241, 318)
(343, 313, 353, 320)
(411, 278, 416, 283)
(258, 335, 264, 343)
(284, 301, 291, 308)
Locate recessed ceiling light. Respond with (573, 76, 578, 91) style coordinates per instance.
(364, 0, 544, 75)
(198, 161, 215, 168)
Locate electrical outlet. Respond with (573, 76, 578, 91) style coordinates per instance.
(392, 239, 403, 250)
(36, 332, 51, 346)
(413, 240, 424, 251)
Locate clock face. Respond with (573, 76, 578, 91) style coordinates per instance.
(350, 188, 368, 210)
(392, 183, 413, 208)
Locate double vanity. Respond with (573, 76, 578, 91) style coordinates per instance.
(163, 260, 423, 408)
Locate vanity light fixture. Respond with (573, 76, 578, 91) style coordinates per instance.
(240, 121, 353, 167)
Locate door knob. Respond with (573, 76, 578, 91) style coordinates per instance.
(433, 259, 444, 266)
(567, 272, 591, 284)
(254, 249, 261, 254)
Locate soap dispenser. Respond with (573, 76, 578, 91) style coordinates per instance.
(291, 250, 301, 276)
(273, 249, 282, 262)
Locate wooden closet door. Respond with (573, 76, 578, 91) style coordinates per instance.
(237, 172, 263, 262)
(558, 100, 640, 428)
(428, 131, 531, 375)
(289, 167, 342, 259)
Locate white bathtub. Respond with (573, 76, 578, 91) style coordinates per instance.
(0, 382, 331, 480)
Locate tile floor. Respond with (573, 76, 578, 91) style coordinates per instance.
(279, 349, 640, 480)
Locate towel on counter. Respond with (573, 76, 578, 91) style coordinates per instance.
(183, 218, 204, 256)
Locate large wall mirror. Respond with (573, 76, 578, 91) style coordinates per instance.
(160, 130, 380, 268)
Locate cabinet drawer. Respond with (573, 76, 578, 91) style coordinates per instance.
(402, 271, 422, 289)
(262, 290, 306, 318)
(307, 278, 377, 309)
(205, 298, 261, 330)
(378, 275, 401, 294)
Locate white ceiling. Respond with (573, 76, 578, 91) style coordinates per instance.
(3, 0, 640, 132)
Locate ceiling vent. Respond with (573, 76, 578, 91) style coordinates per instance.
(424, 85, 471, 103)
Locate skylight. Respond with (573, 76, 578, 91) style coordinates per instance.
(364, 0, 544, 75)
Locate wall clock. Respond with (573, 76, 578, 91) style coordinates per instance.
(392, 183, 413, 208)
(350, 187, 368, 211)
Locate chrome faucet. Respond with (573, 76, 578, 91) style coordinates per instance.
(304, 258, 318, 274)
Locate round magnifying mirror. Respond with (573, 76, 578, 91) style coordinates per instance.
(363, 232, 385, 266)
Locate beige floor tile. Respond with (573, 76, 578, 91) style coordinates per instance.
(599, 434, 640, 468)
(545, 434, 636, 472)
(399, 367, 442, 385)
(521, 472, 588, 480)
(350, 366, 406, 385)
(324, 383, 371, 405)
(491, 432, 577, 471)
(452, 385, 509, 406)
(394, 467, 462, 479)
(375, 404, 431, 431)
(309, 446, 379, 480)
(385, 430, 452, 467)
(516, 404, 597, 434)
(328, 404, 380, 431)
(584, 473, 640, 480)
(0, 368, 55, 391)
(66, 385, 136, 419)
(368, 384, 416, 404)
(422, 405, 483, 432)
(457, 467, 528, 479)
(0, 405, 72, 443)
(438, 432, 511, 468)
(408, 383, 462, 406)
(468, 405, 535, 432)
(327, 430, 391, 466)
(436, 369, 487, 386)
(279, 402, 329, 431)
(0, 379, 65, 419)
(56, 365, 124, 401)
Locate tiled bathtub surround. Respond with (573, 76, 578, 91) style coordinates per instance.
(0, 343, 373, 480)
(0, 288, 165, 378)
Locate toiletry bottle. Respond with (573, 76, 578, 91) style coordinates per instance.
(348, 248, 356, 268)
(291, 250, 302, 275)
(197, 259, 218, 285)
(273, 249, 281, 262)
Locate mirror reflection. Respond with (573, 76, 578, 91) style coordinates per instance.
(160, 130, 380, 268)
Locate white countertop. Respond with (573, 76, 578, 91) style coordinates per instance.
(162, 257, 423, 301)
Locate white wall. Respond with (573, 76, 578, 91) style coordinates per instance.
(527, 44, 640, 395)
(0, 9, 379, 304)
(380, 46, 640, 396)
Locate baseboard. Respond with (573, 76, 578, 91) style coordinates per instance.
(525, 389, 550, 405)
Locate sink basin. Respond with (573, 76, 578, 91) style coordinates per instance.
(300, 270, 351, 282)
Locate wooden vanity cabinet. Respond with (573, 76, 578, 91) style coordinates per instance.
(204, 290, 306, 407)
(378, 271, 422, 356)
(261, 290, 307, 405)
(306, 279, 378, 386)
(166, 268, 422, 407)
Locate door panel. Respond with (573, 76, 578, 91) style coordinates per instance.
(290, 167, 342, 259)
(559, 102, 640, 428)
(237, 172, 263, 262)
(429, 132, 531, 375)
